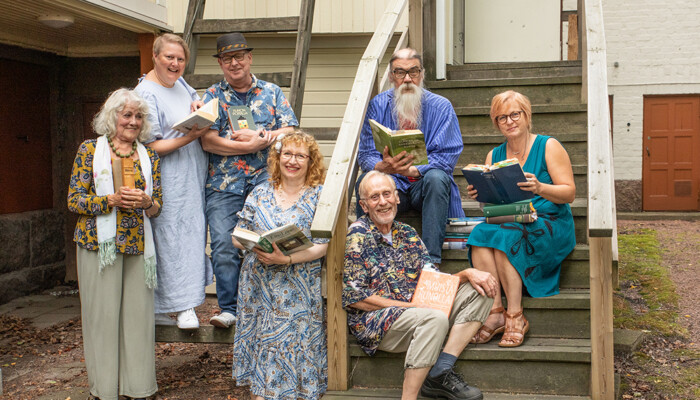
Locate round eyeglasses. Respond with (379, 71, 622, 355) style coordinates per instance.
(496, 111, 523, 125)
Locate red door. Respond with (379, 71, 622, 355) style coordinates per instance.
(0, 59, 53, 214)
(642, 96, 700, 210)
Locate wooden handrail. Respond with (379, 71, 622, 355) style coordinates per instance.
(312, 0, 408, 391)
(582, 0, 616, 399)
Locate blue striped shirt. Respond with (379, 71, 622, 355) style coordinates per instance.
(358, 89, 465, 218)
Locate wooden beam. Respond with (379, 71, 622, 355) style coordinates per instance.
(192, 17, 300, 34)
(289, 0, 315, 119)
(589, 236, 615, 400)
(408, 0, 422, 52)
(378, 29, 409, 94)
(567, 14, 579, 61)
(183, 0, 206, 75)
(138, 33, 155, 75)
(155, 325, 235, 344)
(452, 0, 465, 65)
(326, 191, 349, 391)
(422, 0, 437, 81)
(184, 72, 292, 90)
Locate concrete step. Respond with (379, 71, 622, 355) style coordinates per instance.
(446, 60, 582, 81)
(348, 337, 592, 396)
(324, 388, 590, 400)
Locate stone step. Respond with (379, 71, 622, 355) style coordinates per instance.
(440, 245, 591, 290)
(348, 337, 592, 396)
(428, 80, 582, 110)
(324, 388, 590, 400)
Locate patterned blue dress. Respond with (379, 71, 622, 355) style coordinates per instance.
(233, 182, 329, 400)
(467, 135, 576, 298)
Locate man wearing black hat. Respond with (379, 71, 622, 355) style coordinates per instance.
(201, 32, 298, 328)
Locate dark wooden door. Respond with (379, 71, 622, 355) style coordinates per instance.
(0, 59, 53, 214)
(642, 96, 700, 210)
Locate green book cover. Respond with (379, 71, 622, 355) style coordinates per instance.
(482, 200, 535, 217)
(486, 213, 537, 224)
(369, 119, 428, 166)
(227, 105, 256, 131)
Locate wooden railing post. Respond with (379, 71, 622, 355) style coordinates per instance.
(289, 0, 315, 118)
(422, 0, 437, 81)
(326, 191, 349, 390)
(589, 236, 615, 400)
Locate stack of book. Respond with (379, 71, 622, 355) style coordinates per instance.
(483, 200, 537, 224)
(442, 217, 485, 249)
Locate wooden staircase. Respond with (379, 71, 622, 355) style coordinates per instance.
(180, 0, 314, 117)
(324, 61, 595, 399)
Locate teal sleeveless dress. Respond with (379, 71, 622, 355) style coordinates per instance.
(467, 135, 576, 298)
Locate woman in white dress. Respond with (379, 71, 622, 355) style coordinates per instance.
(135, 33, 213, 329)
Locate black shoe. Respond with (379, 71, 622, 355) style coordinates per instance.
(420, 369, 483, 400)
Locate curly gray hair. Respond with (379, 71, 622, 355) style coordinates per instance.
(92, 88, 152, 142)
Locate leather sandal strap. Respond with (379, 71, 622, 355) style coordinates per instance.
(489, 306, 505, 316)
(505, 309, 523, 319)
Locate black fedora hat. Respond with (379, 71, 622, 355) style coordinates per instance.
(213, 32, 253, 57)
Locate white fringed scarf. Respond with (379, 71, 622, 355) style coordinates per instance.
(93, 135, 157, 288)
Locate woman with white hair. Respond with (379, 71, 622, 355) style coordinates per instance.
(67, 88, 162, 400)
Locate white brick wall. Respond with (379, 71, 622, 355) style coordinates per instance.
(603, 0, 700, 180)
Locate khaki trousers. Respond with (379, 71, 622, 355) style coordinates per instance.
(77, 246, 157, 400)
(377, 282, 493, 369)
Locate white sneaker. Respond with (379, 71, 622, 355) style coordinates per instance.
(209, 312, 236, 328)
(177, 308, 200, 330)
(155, 313, 176, 326)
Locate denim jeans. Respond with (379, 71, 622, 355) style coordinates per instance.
(355, 169, 450, 263)
(205, 173, 268, 315)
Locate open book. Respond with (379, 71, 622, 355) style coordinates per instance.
(171, 98, 219, 133)
(232, 223, 313, 256)
(369, 119, 428, 165)
(410, 269, 460, 317)
(461, 158, 534, 204)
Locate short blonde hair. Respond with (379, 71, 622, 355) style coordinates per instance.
(268, 130, 326, 189)
(490, 90, 533, 131)
(153, 33, 190, 63)
(92, 88, 152, 143)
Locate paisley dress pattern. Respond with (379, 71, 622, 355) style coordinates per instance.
(233, 182, 328, 400)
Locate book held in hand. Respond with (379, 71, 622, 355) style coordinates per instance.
(112, 158, 135, 190)
(172, 98, 219, 133)
(227, 105, 256, 131)
(411, 269, 460, 317)
(461, 158, 534, 204)
(369, 119, 428, 165)
(232, 223, 313, 257)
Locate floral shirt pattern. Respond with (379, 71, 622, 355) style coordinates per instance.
(202, 75, 298, 194)
(67, 139, 162, 255)
(342, 215, 432, 355)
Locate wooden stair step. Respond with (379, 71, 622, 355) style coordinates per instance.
(432, 84, 583, 110)
(349, 338, 591, 396)
(461, 132, 587, 144)
(455, 103, 587, 116)
(458, 109, 588, 136)
(324, 388, 590, 400)
(427, 75, 582, 89)
(155, 324, 235, 344)
(192, 16, 300, 34)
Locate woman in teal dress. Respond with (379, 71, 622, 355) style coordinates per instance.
(231, 131, 329, 400)
(466, 90, 576, 348)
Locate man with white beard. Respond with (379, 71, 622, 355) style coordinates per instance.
(357, 48, 465, 266)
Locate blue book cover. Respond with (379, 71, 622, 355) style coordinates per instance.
(461, 160, 534, 204)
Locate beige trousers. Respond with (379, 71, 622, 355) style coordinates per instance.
(377, 282, 493, 369)
(77, 246, 157, 400)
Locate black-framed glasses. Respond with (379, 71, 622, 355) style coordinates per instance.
(220, 51, 248, 65)
(392, 67, 422, 80)
(496, 111, 523, 125)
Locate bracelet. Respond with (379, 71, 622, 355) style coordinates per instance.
(288, 255, 293, 265)
(146, 198, 155, 209)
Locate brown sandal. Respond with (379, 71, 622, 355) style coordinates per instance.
(471, 306, 505, 344)
(498, 310, 529, 347)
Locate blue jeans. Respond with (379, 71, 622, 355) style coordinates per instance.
(205, 173, 268, 315)
(355, 169, 450, 263)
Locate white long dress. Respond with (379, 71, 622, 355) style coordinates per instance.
(135, 77, 213, 313)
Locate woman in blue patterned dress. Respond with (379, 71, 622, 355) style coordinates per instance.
(466, 91, 576, 348)
(231, 131, 329, 400)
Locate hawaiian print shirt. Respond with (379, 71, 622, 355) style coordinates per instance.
(202, 74, 298, 194)
(342, 215, 432, 355)
(67, 139, 162, 254)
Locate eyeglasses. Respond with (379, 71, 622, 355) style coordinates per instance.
(280, 151, 309, 162)
(220, 52, 248, 65)
(496, 111, 524, 125)
(361, 190, 397, 204)
(392, 67, 422, 80)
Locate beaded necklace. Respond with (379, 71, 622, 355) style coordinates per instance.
(108, 137, 137, 158)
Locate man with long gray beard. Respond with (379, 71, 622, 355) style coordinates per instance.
(356, 48, 464, 266)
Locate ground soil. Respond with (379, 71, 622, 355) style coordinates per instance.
(1, 219, 698, 400)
